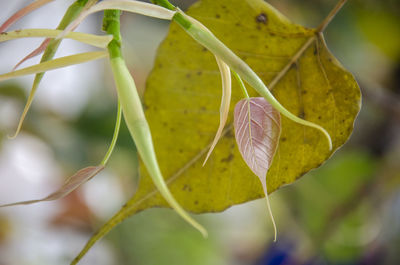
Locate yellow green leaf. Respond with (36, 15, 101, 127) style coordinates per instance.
(135, 0, 360, 212)
(71, 0, 360, 262)
(0, 51, 108, 82)
(0, 29, 112, 48)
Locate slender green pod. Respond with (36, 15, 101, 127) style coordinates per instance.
(104, 10, 207, 237)
(175, 10, 332, 150)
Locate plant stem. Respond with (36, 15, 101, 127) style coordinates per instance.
(100, 100, 122, 165)
(233, 71, 249, 99)
(316, 0, 348, 33)
(102, 10, 122, 59)
(151, 0, 175, 10)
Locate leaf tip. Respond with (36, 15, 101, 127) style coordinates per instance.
(7, 119, 24, 139)
(202, 151, 212, 167)
(199, 226, 209, 238)
(7, 131, 18, 140)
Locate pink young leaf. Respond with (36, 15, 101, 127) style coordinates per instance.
(13, 38, 51, 70)
(13, 22, 80, 70)
(0, 0, 54, 33)
(234, 97, 281, 240)
(0, 165, 104, 207)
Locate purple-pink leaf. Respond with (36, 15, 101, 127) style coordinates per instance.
(0, 0, 54, 33)
(234, 97, 281, 240)
(13, 38, 51, 70)
(0, 165, 104, 207)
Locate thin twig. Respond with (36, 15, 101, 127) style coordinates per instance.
(268, 0, 348, 90)
(316, 0, 348, 33)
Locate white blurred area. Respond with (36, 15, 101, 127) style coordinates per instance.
(0, 1, 120, 264)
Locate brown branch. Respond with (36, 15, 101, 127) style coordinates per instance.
(316, 0, 348, 33)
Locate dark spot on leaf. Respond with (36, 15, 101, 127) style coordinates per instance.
(202, 47, 207, 52)
(281, 137, 287, 142)
(221, 5, 226, 9)
(318, 116, 322, 120)
(225, 130, 234, 138)
(314, 46, 318, 55)
(221, 168, 227, 172)
(182, 184, 192, 192)
(302, 90, 307, 95)
(256, 13, 268, 24)
(158, 63, 163, 68)
(200, 106, 206, 111)
(197, 71, 202, 75)
(235, 22, 241, 27)
(183, 110, 188, 114)
(186, 73, 191, 78)
(194, 200, 199, 205)
(221, 153, 234, 163)
(179, 148, 183, 153)
(215, 14, 220, 19)
(162, 122, 168, 126)
(270, 32, 276, 36)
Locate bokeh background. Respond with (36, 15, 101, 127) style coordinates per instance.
(0, 0, 399, 264)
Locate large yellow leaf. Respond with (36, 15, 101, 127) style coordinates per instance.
(134, 0, 360, 212)
(72, 0, 360, 261)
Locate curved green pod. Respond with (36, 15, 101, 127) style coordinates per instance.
(109, 57, 207, 237)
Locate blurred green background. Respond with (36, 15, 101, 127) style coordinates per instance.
(0, 0, 399, 264)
